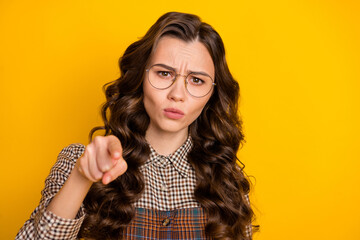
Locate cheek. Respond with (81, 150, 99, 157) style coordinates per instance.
(188, 99, 211, 122)
(143, 83, 164, 116)
(143, 88, 152, 117)
(143, 92, 155, 116)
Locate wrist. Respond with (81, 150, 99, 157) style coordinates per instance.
(71, 162, 94, 188)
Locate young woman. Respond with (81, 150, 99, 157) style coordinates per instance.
(16, 12, 254, 240)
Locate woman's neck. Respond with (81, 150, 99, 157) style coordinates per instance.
(145, 127, 188, 156)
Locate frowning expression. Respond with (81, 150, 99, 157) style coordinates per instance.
(143, 36, 215, 136)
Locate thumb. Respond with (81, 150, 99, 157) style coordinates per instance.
(101, 158, 128, 185)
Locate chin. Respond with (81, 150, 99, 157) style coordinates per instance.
(161, 126, 186, 134)
(158, 122, 188, 134)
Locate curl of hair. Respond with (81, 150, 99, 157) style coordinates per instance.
(79, 12, 254, 240)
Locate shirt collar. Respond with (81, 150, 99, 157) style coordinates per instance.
(146, 136, 193, 178)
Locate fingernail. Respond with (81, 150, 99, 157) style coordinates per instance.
(113, 152, 120, 159)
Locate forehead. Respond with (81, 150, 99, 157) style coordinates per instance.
(149, 36, 215, 77)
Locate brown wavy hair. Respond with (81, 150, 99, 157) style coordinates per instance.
(79, 12, 254, 239)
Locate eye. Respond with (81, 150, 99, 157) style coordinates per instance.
(189, 76, 204, 85)
(157, 71, 172, 78)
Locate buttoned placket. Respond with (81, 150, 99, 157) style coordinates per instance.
(137, 136, 197, 211)
(156, 155, 171, 209)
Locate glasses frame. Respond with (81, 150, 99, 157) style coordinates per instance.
(145, 64, 216, 98)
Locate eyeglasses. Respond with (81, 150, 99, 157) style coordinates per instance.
(145, 64, 215, 98)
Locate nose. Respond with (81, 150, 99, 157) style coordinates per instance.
(167, 74, 187, 102)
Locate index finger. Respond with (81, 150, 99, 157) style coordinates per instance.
(106, 135, 122, 160)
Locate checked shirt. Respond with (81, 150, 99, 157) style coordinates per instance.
(16, 136, 252, 239)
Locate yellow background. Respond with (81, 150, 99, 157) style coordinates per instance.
(1, 0, 359, 239)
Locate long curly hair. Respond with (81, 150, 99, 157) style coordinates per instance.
(79, 12, 254, 239)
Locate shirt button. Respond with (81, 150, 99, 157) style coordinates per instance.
(41, 223, 50, 231)
(162, 218, 171, 226)
(161, 184, 167, 191)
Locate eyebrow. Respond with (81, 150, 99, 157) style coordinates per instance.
(151, 63, 213, 78)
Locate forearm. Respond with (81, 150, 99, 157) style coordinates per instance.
(47, 164, 92, 219)
(16, 144, 87, 240)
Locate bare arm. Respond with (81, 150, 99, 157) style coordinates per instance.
(45, 163, 93, 219)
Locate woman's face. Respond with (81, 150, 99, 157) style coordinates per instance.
(143, 36, 215, 137)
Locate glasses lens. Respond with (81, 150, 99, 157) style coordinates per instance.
(147, 65, 215, 97)
(186, 74, 214, 97)
(148, 65, 175, 89)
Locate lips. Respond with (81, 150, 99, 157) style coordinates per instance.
(163, 108, 184, 119)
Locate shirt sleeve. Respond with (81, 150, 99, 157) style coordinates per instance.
(235, 164, 253, 239)
(244, 193, 253, 239)
(16, 144, 86, 240)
